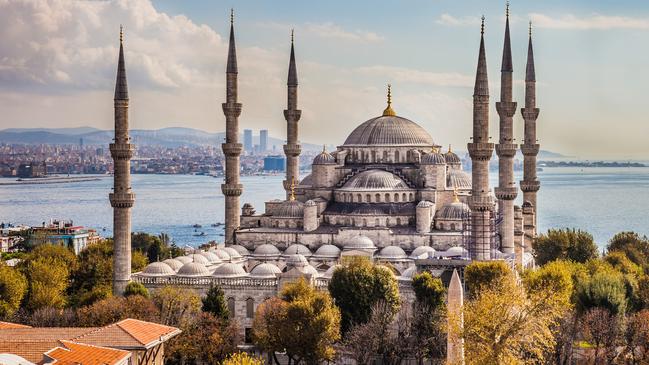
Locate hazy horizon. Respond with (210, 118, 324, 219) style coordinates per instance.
(1, 0, 648, 159)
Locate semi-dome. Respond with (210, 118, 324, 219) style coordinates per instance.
(417, 200, 434, 208)
(344, 235, 376, 250)
(253, 244, 281, 258)
(436, 201, 470, 220)
(225, 245, 249, 257)
(376, 245, 408, 260)
(343, 115, 434, 146)
(286, 254, 309, 268)
(212, 263, 247, 278)
(175, 256, 193, 264)
(188, 253, 211, 266)
(274, 200, 305, 218)
(250, 263, 282, 278)
(142, 262, 176, 276)
(283, 244, 312, 257)
(421, 151, 446, 165)
(438, 246, 469, 258)
(177, 262, 210, 277)
(342, 170, 409, 190)
(447, 169, 472, 189)
(313, 244, 341, 258)
(313, 150, 336, 165)
(409, 246, 436, 259)
(162, 258, 184, 271)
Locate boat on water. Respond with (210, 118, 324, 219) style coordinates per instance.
(193, 232, 206, 237)
(211, 222, 223, 227)
(192, 224, 202, 228)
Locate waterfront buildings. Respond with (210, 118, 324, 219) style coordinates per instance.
(259, 129, 268, 152)
(28, 219, 99, 254)
(263, 155, 285, 172)
(243, 129, 253, 153)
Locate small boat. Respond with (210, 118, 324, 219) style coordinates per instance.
(211, 222, 223, 227)
(192, 224, 202, 228)
(193, 232, 206, 237)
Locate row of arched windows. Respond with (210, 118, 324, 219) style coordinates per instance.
(348, 149, 405, 164)
(337, 191, 415, 203)
(324, 216, 415, 227)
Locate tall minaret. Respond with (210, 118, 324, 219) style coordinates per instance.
(222, 10, 243, 244)
(467, 17, 496, 261)
(110, 26, 135, 296)
(494, 3, 517, 254)
(283, 30, 302, 198)
(520, 22, 541, 224)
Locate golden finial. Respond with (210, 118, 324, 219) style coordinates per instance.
(322, 144, 326, 153)
(291, 28, 294, 44)
(506, 1, 510, 18)
(289, 177, 296, 201)
(481, 15, 485, 35)
(431, 145, 437, 153)
(382, 84, 396, 116)
(119, 24, 123, 43)
(230, 8, 234, 25)
(453, 188, 460, 203)
(448, 144, 452, 153)
(529, 21, 532, 37)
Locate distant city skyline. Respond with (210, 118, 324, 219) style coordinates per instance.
(1, 0, 648, 159)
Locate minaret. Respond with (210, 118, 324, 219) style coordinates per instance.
(494, 3, 518, 254)
(222, 10, 243, 244)
(467, 17, 496, 261)
(520, 22, 541, 225)
(110, 26, 135, 296)
(283, 29, 302, 198)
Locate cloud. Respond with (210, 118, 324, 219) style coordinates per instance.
(529, 13, 649, 30)
(304, 22, 384, 42)
(435, 14, 482, 27)
(356, 65, 473, 87)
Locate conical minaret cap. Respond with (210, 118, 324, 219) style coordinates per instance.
(226, 9, 238, 74)
(114, 25, 129, 100)
(287, 29, 298, 86)
(474, 16, 489, 96)
(501, 4, 513, 72)
(525, 22, 536, 82)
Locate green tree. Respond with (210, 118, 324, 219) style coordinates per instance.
(131, 250, 148, 272)
(68, 240, 113, 307)
(152, 285, 202, 327)
(20, 245, 76, 311)
(607, 231, 649, 269)
(202, 283, 229, 320)
(220, 352, 264, 365)
(253, 278, 341, 364)
(533, 228, 598, 265)
(412, 271, 446, 311)
(0, 264, 27, 319)
(328, 257, 400, 333)
(124, 281, 149, 298)
(465, 260, 511, 298)
(575, 267, 627, 315)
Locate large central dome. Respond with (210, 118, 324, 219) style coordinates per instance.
(343, 115, 434, 146)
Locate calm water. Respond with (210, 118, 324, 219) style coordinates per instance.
(1, 167, 648, 248)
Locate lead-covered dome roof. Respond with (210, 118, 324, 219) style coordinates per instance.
(343, 169, 409, 190)
(447, 169, 472, 190)
(275, 200, 305, 218)
(142, 262, 176, 276)
(421, 151, 446, 165)
(436, 201, 470, 220)
(313, 150, 336, 165)
(343, 115, 434, 146)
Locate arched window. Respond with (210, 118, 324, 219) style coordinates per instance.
(402, 193, 407, 201)
(409, 193, 414, 200)
(386, 218, 391, 226)
(385, 193, 390, 202)
(363, 219, 367, 227)
(382, 151, 388, 161)
(246, 298, 254, 318)
(451, 223, 456, 231)
(227, 297, 235, 316)
(366, 194, 371, 202)
(396, 218, 402, 226)
(395, 150, 400, 162)
(357, 194, 362, 202)
(375, 193, 380, 202)
(371, 150, 376, 162)
(394, 193, 399, 202)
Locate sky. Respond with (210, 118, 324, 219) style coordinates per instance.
(1, 0, 648, 159)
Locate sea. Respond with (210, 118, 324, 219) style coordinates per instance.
(1, 167, 648, 249)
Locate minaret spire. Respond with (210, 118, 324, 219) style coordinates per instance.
(222, 10, 243, 243)
(110, 26, 135, 295)
(495, 2, 518, 254)
(468, 16, 496, 261)
(283, 29, 302, 199)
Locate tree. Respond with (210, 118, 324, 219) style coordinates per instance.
(465, 260, 511, 298)
(253, 278, 341, 364)
(131, 250, 148, 272)
(220, 352, 263, 365)
(574, 267, 627, 315)
(328, 257, 400, 333)
(76, 295, 160, 326)
(0, 264, 27, 319)
(124, 282, 149, 298)
(581, 307, 621, 364)
(607, 231, 649, 269)
(624, 310, 649, 364)
(533, 228, 598, 265)
(412, 271, 446, 310)
(202, 283, 229, 320)
(68, 240, 113, 307)
(23, 307, 78, 327)
(152, 285, 202, 327)
(22, 255, 71, 310)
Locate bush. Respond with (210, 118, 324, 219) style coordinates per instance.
(124, 282, 149, 298)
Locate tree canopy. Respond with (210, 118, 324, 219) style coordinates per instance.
(202, 283, 229, 320)
(533, 228, 598, 265)
(0, 264, 27, 319)
(412, 271, 446, 311)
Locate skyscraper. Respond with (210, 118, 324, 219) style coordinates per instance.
(243, 129, 253, 153)
(260, 129, 268, 152)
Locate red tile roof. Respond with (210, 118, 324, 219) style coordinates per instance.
(0, 321, 31, 329)
(43, 340, 130, 365)
(73, 318, 181, 349)
(0, 328, 97, 362)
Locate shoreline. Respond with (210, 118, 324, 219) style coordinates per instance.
(0, 176, 105, 186)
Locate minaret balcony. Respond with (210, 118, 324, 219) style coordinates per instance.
(283, 143, 302, 156)
(468, 195, 496, 211)
(521, 108, 540, 120)
(520, 180, 541, 192)
(496, 101, 517, 117)
(495, 143, 518, 157)
(109, 192, 135, 208)
(222, 102, 242, 117)
(495, 187, 518, 200)
(222, 143, 243, 156)
(109, 143, 135, 159)
(467, 142, 494, 161)
(520, 144, 540, 156)
(221, 183, 243, 197)
(283, 109, 302, 122)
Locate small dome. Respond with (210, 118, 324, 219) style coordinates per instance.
(188, 253, 211, 266)
(324, 265, 341, 277)
(250, 263, 282, 278)
(313, 244, 341, 258)
(421, 151, 446, 165)
(344, 235, 376, 250)
(253, 244, 281, 259)
(376, 245, 408, 260)
(436, 201, 470, 220)
(409, 246, 436, 259)
(417, 200, 434, 208)
(447, 169, 472, 190)
(438, 246, 469, 258)
(162, 258, 184, 271)
(212, 263, 247, 278)
(175, 256, 193, 264)
(343, 115, 434, 146)
(400, 266, 417, 279)
(299, 174, 313, 187)
(177, 262, 210, 277)
(211, 248, 231, 261)
(142, 262, 176, 276)
(313, 150, 336, 165)
(343, 169, 409, 190)
(305, 200, 317, 207)
(226, 245, 248, 257)
(286, 254, 309, 268)
(283, 244, 312, 257)
(200, 251, 222, 264)
(275, 200, 305, 218)
(444, 150, 461, 165)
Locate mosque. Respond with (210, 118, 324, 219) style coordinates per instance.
(113, 6, 541, 343)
